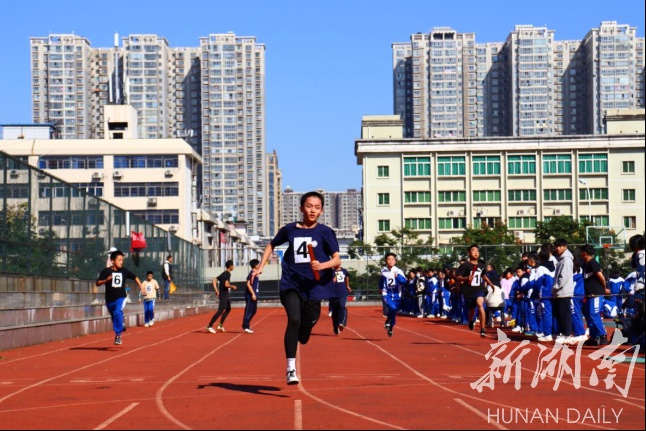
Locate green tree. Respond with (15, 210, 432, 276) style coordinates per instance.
(0, 203, 60, 276)
(534, 216, 589, 245)
(452, 221, 520, 272)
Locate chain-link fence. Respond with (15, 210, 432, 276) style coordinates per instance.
(0, 151, 203, 290)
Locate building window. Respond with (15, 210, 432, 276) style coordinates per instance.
(378, 193, 390, 206)
(472, 156, 500, 175)
(405, 191, 431, 203)
(38, 156, 104, 170)
(508, 217, 536, 229)
(377, 165, 390, 178)
(622, 161, 635, 174)
(438, 191, 466, 202)
(579, 154, 608, 174)
(579, 188, 608, 201)
(405, 218, 432, 230)
(473, 190, 501, 202)
(508, 190, 536, 202)
(579, 215, 609, 227)
(378, 219, 391, 232)
(507, 155, 536, 175)
(622, 189, 636, 202)
(403, 157, 430, 176)
(472, 217, 501, 228)
(544, 189, 572, 201)
(624, 216, 637, 229)
(439, 217, 466, 230)
(437, 156, 465, 176)
(543, 154, 572, 174)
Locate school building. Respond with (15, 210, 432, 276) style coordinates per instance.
(355, 111, 645, 246)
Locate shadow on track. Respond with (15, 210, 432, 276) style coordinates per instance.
(197, 382, 289, 398)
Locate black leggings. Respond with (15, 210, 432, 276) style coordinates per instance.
(208, 292, 231, 327)
(281, 290, 321, 358)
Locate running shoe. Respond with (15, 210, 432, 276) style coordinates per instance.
(150, 320, 155, 326)
(480, 328, 486, 338)
(286, 370, 300, 385)
(244, 328, 254, 334)
(537, 335, 553, 342)
(468, 321, 475, 331)
(207, 327, 216, 334)
(114, 336, 122, 345)
(387, 328, 393, 338)
(338, 324, 345, 332)
(144, 323, 150, 328)
(217, 325, 226, 333)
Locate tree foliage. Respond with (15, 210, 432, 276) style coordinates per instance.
(534, 216, 589, 245)
(451, 221, 521, 272)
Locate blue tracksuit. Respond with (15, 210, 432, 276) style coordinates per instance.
(380, 266, 407, 329)
(606, 276, 625, 317)
(533, 261, 555, 336)
(520, 271, 539, 333)
(570, 270, 586, 337)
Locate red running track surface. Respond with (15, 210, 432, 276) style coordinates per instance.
(0, 306, 643, 430)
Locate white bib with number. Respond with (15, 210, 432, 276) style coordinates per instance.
(471, 268, 482, 287)
(112, 272, 124, 288)
(293, 237, 313, 264)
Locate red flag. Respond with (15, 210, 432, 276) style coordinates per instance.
(130, 231, 147, 251)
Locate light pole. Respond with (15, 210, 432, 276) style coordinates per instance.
(578, 178, 592, 221)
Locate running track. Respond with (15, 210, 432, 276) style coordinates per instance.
(0, 307, 643, 430)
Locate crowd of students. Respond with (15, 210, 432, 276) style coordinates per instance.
(380, 235, 645, 347)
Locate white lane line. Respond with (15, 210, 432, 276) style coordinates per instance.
(93, 402, 139, 430)
(347, 324, 615, 431)
(296, 355, 406, 430)
(154, 311, 278, 430)
(454, 399, 507, 430)
(294, 400, 302, 430)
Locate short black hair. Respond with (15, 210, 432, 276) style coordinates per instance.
(300, 191, 324, 207)
(110, 250, 123, 261)
(579, 244, 596, 256)
(629, 234, 644, 251)
(249, 259, 259, 268)
(468, 244, 479, 252)
(147, 271, 154, 276)
(553, 238, 568, 247)
(225, 260, 234, 268)
(385, 252, 397, 260)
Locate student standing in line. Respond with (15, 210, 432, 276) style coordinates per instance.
(580, 244, 610, 346)
(254, 191, 341, 385)
(96, 250, 144, 345)
(552, 239, 574, 344)
(329, 264, 351, 335)
(455, 245, 491, 338)
(141, 271, 160, 327)
(242, 259, 260, 334)
(380, 252, 408, 338)
(206, 260, 236, 333)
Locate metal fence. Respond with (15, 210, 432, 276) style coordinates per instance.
(0, 151, 203, 290)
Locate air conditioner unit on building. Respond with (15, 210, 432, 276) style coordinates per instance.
(147, 197, 158, 206)
(165, 169, 173, 177)
(88, 198, 99, 207)
(554, 209, 562, 215)
(447, 210, 456, 217)
(517, 209, 527, 215)
(169, 225, 178, 234)
(92, 172, 103, 180)
(37, 171, 47, 179)
(513, 231, 524, 239)
(10, 169, 18, 177)
(113, 171, 123, 179)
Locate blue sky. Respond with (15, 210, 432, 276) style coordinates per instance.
(0, 0, 643, 192)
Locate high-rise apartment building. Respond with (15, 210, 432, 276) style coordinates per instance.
(266, 150, 282, 237)
(394, 22, 645, 138)
(30, 32, 268, 237)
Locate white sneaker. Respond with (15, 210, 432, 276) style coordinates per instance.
(144, 323, 150, 328)
(554, 335, 567, 344)
(435, 314, 440, 318)
(536, 332, 545, 338)
(328, 311, 333, 317)
(494, 316, 502, 322)
(149, 320, 155, 326)
(207, 327, 216, 334)
(560, 335, 575, 345)
(537, 335, 553, 342)
(286, 369, 299, 385)
(440, 315, 447, 319)
(571, 335, 587, 344)
(512, 326, 523, 333)
(417, 314, 424, 318)
(244, 328, 254, 334)
(217, 325, 226, 333)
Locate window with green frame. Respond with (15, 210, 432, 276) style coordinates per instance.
(622, 161, 635, 174)
(377, 165, 390, 178)
(403, 157, 431, 176)
(437, 156, 466, 176)
(438, 217, 466, 229)
(473, 190, 501, 202)
(472, 217, 500, 228)
(579, 154, 608, 173)
(544, 189, 572, 201)
(507, 155, 536, 175)
(543, 154, 572, 174)
(579, 215, 609, 227)
(579, 188, 608, 200)
(438, 190, 466, 202)
(378, 220, 391, 232)
(508, 217, 537, 229)
(508, 190, 536, 201)
(622, 189, 636, 202)
(472, 156, 501, 175)
(405, 191, 431, 203)
(405, 218, 432, 230)
(378, 193, 390, 205)
(624, 216, 636, 229)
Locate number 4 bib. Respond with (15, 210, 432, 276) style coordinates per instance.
(294, 237, 313, 263)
